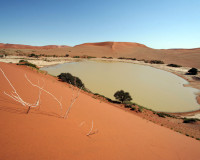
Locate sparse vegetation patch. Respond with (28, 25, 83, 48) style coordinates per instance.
(156, 112, 175, 118)
(58, 73, 85, 89)
(118, 57, 136, 60)
(167, 64, 182, 67)
(130, 106, 136, 110)
(73, 56, 80, 58)
(187, 68, 198, 75)
(183, 118, 199, 123)
(149, 60, 164, 64)
(114, 90, 132, 104)
(28, 53, 39, 58)
(17, 60, 39, 69)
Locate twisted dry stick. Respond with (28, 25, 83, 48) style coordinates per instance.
(0, 67, 42, 113)
(64, 81, 82, 118)
(87, 120, 94, 136)
(25, 74, 63, 111)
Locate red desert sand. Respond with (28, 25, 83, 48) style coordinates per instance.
(0, 62, 200, 160)
(0, 43, 70, 49)
(1, 42, 200, 68)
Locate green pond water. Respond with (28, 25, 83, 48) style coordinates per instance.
(41, 60, 200, 112)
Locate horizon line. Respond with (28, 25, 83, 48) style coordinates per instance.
(0, 41, 200, 50)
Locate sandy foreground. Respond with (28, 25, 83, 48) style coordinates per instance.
(0, 62, 200, 160)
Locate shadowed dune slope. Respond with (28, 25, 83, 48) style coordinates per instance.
(0, 62, 200, 160)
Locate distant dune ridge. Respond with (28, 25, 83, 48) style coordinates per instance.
(0, 43, 70, 49)
(0, 42, 200, 68)
(76, 42, 148, 48)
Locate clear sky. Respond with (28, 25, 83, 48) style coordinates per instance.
(0, 0, 199, 49)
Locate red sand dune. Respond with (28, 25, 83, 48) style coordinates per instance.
(76, 41, 148, 48)
(73, 42, 200, 68)
(1, 42, 200, 68)
(0, 43, 70, 49)
(0, 62, 200, 160)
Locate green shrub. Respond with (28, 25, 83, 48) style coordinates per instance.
(118, 57, 126, 59)
(19, 60, 28, 63)
(124, 104, 132, 108)
(167, 64, 182, 67)
(93, 93, 121, 104)
(0, 55, 3, 58)
(157, 112, 166, 118)
(183, 118, 198, 123)
(107, 98, 121, 104)
(114, 90, 132, 103)
(187, 68, 198, 75)
(126, 58, 136, 60)
(28, 53, 39, 58)
(138, 107, 143, 113)
(73, 56, 80, 58)
(102, 56, 107, 58)
(165, 113, 175, 118)
(118, 57, 136, 60)
(130, 106, 136, 110)
(58, 73, 85, 89)
(156, 112, 175, 118)
(17, 61, 38, 69)
(124, 101, 135, 105)
(130, 58, 136, 60)
(107, 57, 113, 59)
(87, 56, 96, 59)
(150, 60, 164, 64)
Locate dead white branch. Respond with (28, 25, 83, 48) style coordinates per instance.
(79, 121, 85, 127)
(87, 120, 94, 136)
(64, 82, 82, 118)
(0, 67, 42, 113)
(25, 74, 62, 110)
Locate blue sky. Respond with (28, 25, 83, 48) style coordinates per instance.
(0, 0, 199, 49)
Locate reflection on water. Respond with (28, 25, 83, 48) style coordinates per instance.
(41, 60, 200, 112)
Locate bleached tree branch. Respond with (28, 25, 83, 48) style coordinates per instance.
(0, 67, 42, 113)
(25, 74, 62, 110)
(0, 68, 22, 100)
(4, 91, 25, 105)
(64, 80, 82, 119)
(87, 120, 94, 136)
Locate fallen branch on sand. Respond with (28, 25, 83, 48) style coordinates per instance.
(0, 67, 42, 113)
(25, 74, 62, 111)
(0, 67, 63, 114)
(64, 80, 82, 118)
(87, 120, 94, 136)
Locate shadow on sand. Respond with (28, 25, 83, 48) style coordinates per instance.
(0, 97, 62, 118)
